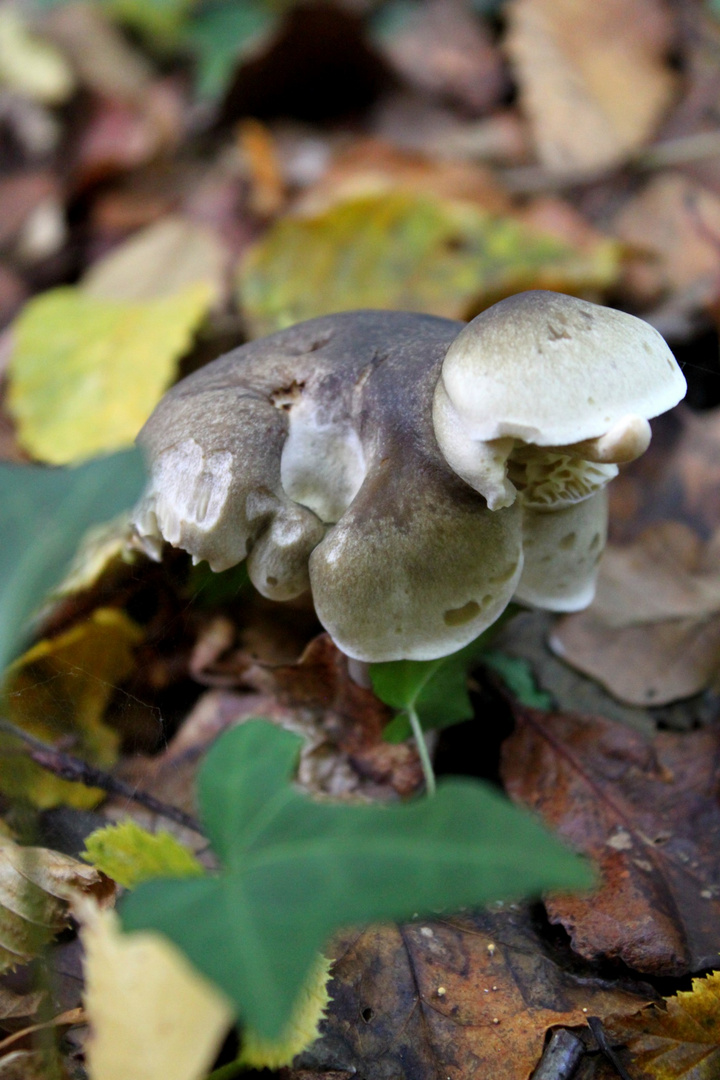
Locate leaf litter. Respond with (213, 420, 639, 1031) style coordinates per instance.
(2, 0, 720, 1077)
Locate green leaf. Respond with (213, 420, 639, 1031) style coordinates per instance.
(237, 190, 621, 338)
(0, 448, 146, 674)
(480, 650, 554, 710)
(183, 0, 280, 100)
(121, 720, 594, 1041)
(83, 821, 203, 889)
(371, 616, 513, 739)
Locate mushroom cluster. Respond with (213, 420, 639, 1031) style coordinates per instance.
(132, 291, 686, 662)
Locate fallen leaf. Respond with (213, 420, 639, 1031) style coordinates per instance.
(613, 173, 720, 308)
(7, 282, 212, 463)
(501, 707, 720, 976)
(238, 190, 620, 337)
(83, 215, 228, 304)
(2, 607, 143, 809)
(79, 900, 233, 1080)
(607, 969, 720, 1079)
(83, 821, 203, 889)
(45, 3, 153, 104)
(294, 137, 512, 216)
(0, 8, 75, 106)
(506, 0, 677, 175)
(0, 987, 44, 1021)
(0, 837, 104, 975)
(0, 1050, 47, 1078)
(551, 522, 720, 705)
(302, 906, 650, 1080)
(121, 720, 593, 1042)
(372, 0, 508, 114)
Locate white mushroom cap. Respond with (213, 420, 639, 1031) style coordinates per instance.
(513, 490, 608, 612)
(435, 291, 686, 448)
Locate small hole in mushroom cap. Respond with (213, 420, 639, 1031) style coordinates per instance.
(559, 532, 576, 550)
(588, 396, 596, 405)
(490, 560, 518, 584)
(266, 575, 278, 586)
(444, 600, 481, 626)
(590, 532, 601, 550)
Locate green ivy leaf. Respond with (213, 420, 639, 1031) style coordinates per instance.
(371, 613, 516, 741)
(480, 650, 553, 710)
(0, 449, 146, 674)
(121, 719, 593, 1041)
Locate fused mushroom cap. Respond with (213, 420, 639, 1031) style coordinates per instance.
(437, 290, 686, 446)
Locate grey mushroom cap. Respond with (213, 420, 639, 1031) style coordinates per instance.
(436, 290, 686, 446)
(133, 310, 523, 660)
(132, 296, 683, 662)
(433, 291, 686, 511)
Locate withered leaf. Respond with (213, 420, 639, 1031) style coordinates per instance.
(301, 906, 649, 1080)
(606, 969, 720, 1079)
(551, 522, 720, 706)
(506, 0, 677, 175)
(501, 708, 720, 975)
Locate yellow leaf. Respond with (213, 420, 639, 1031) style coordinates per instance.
(2, 608, 143, 809)
(612, 970, 720, 1080)
(0, 837, 102, 974)
(83, 821, 203, 889)
(239, 953, 331, 1069)
(7, 282, 212, 464)
(0, 8, 75, 105)
(79, 900, 234, 1080)
(47, 514, 135, 602)
(237, 191, 620, 338)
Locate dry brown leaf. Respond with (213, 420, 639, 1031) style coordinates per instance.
(107, 634, 421, 838)
(502, 708, 720, 976)
(302, 907, 650, 1080)
(83, 216, 228, 305)
(613, 173, 720, 308)
(0, 986, 44, 1022)
(0, 837, 107, 974)
(375, 0, 508, 114)
(293, 137, 512, 217)
(506, 0, 677, 175)
(606, 970, 720, 1079)
(551, 522, 720, 705)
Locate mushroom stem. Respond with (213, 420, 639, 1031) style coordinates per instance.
(406, 705, 437, 797)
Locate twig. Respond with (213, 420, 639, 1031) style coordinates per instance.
(530, 1028, 584, 1080)
(0, 717, 202, 834)
(0, 1008, 86, 1054)
(587, 1016, 635, 1080)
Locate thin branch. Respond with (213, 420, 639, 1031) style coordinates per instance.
(587, 1016, 635, 1080)
(0, 717, 202, 834)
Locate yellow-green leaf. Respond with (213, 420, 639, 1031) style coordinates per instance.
(238, 953, 331, 1069)
(237, 190, 620, 338)
(612, 970, 720, 1080)
(0, 837, 102, 974)
(79, 900, 234, 1080)
(1, 608, 143, 809)
(83, 821, 203, 889)
(7, 282, 212, 464)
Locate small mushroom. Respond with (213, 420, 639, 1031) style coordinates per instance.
(132, 293, 685, 662)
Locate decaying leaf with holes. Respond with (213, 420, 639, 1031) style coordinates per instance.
(502, 707, 720, 975)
